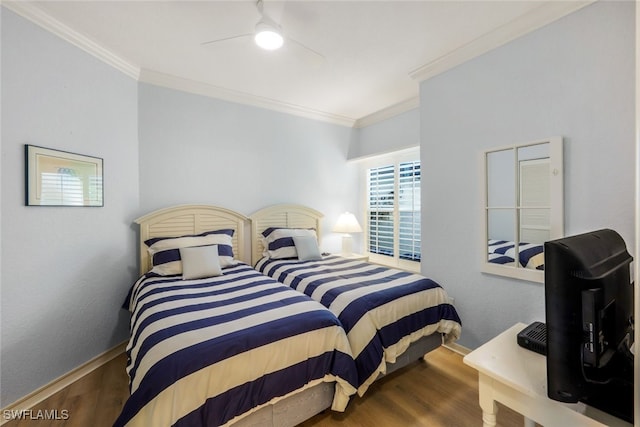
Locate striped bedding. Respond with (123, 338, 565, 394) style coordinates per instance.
(488, 240, 544, 270)
(254, 256, 462, 396)
(115, 263, 357, 427)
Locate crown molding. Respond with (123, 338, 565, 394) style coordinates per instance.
(2, 1, 140, 80)
(2, 1, 354, 126)
(354, 96, 419, 129)
(409, 0, 596, 82)
(139, 69, 356, 127)
(2, 0, 595, 128)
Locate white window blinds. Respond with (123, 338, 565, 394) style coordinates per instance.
(367, 159, 421, 264)
(398, 161, 421, 261)
(368, 164, 395, 257)
(41, 172, 84, 205)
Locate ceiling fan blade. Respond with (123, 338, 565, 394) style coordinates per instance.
(285, 36, 325, 62)
(201, 34, 252, 46)
(200, 1, 324, 67)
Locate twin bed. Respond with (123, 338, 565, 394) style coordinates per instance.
(115, 204, 462, 427)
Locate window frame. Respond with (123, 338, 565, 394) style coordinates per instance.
(361, 147, 421, 272)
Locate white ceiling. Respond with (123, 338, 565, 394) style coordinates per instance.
(5, 1, 591, 126)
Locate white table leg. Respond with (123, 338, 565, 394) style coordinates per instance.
(482, 410, 498, 427)
(478, 373, 498, 427)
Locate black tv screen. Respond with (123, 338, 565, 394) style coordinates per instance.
(544, 229, 634, 423)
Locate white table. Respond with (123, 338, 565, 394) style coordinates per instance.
(463, 323, 632, 427)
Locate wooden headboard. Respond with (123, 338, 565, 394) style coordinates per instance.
(135, 205, 249, 275)
(249, 204, 323, 266)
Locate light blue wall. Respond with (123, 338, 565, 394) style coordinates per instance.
(1, 0, 635, 409)
(137, 83, 360, 253)
(349, 108, 420, 160)
(0, 8, 361, 407)
(419, 0, 635, 349)
(1, 9, 139, 406)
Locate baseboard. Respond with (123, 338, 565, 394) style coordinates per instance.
(443, 342, 471, 356)
(0, 340, 128, 425)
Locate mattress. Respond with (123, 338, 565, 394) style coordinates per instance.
(255, 255, 462, 396)
(115, 263, 357, 427)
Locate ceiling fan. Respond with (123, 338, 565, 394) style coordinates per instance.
(201, 0, 324, 61)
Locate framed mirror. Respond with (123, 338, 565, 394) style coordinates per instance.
(482, 137, 563, 283)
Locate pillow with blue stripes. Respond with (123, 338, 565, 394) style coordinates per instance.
(145, 229, 236, 276)
(261, 227, 318, 259)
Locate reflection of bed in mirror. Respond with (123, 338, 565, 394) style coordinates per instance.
(487, 239, 544, 270)
(482, 137, 563, 282)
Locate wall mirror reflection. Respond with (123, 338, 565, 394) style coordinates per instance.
(483, 137, 563, 283)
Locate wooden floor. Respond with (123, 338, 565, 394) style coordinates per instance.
(4, 347, 526, 427)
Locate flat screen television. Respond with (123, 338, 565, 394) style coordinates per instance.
(544, 229, 634, 423)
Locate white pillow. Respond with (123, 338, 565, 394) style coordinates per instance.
(293, 235, 322, 261)
(179, 245, 222, 280)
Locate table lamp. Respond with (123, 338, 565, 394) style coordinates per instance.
(333, 212, 363, 256)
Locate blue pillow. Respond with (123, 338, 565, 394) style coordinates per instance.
(180, 245, 223, 279)
(293, 235, 322, 261)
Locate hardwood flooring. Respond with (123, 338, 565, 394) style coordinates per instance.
(3, 347, 526, 427)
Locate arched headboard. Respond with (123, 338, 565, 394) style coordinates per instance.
(135, 205, 249, 275)
(249, 204, 323, 266)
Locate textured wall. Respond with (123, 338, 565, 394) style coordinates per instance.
(137, 83, 361, 253)
(349, 108, 420, 160)
(419, 0, 635, 349)
(1, 9, 139, 406)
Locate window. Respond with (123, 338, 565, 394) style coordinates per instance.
(365, 149, 421, 271)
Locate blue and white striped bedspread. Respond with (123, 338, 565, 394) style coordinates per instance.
(255, 256, 462, 396)
(488, 240, 544, 270)
(115, 263, 357, 427)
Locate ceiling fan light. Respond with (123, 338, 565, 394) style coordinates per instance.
(254, 21, 283, 50)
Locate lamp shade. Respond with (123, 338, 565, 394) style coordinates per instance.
(333, 212, 363, 234)
(254, 21, 284, 50)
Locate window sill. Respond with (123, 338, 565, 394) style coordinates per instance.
(367, 253, 421, 273)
